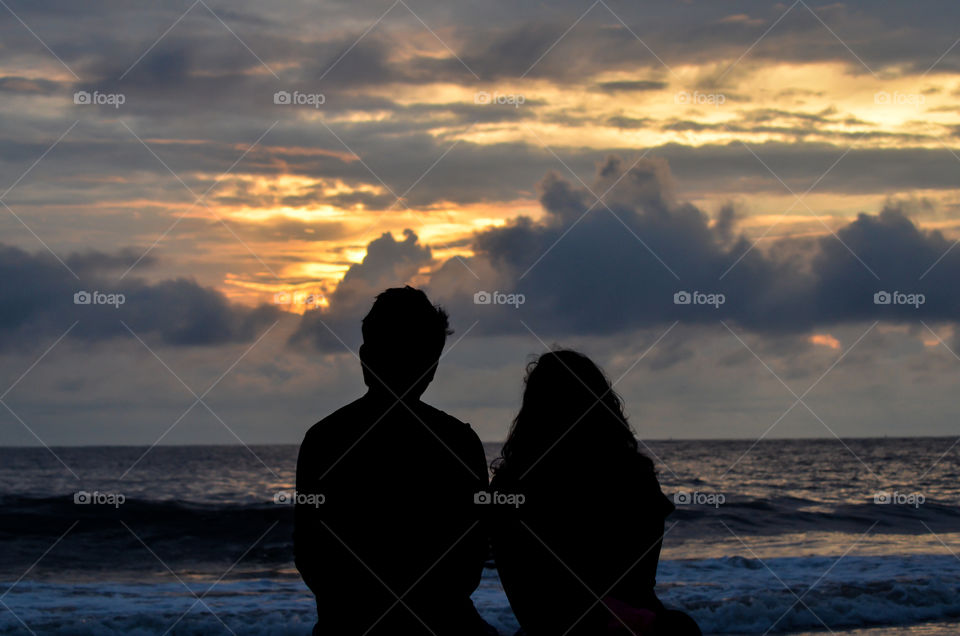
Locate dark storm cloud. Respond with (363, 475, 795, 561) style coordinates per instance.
(596, 81, 668, 93)
(5, 0, 960, 101)
(652, 142, 960, 196)
(605, 116, 654, 130)
(463, 157, 959, 333)
(0, 244, 281, 349)
(423, 1, 960, 81)
(400, 102, 539, 125)
(292, 156, 960, 348)
(659, 120, 932, 145)
(64, 249, 158, 273)
(0, 76, 63, 95)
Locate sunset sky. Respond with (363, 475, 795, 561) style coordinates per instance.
(3, 0, 960, 450)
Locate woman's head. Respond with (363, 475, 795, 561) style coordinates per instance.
(495, 349, 640, 478)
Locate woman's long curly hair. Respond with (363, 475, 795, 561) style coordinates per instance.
(493, 349, 644, 480)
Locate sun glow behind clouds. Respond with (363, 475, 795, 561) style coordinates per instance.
(454, 61, 960, 150)
(148, 52, 960, 314)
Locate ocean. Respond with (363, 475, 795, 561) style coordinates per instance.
(2, 438, 960, 635)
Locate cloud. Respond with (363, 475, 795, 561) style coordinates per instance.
(471, 157, 959, 333)
(596, 80, 668, 92)
(6, 0, 960, 226)
(5, 156, 944, 355)
(290, 155, 960, 348)
(0, 244, 281, 349)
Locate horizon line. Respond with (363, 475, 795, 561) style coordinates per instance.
(0, 434, 954, 449)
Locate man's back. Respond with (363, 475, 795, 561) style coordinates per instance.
(295, 392, 491, 635)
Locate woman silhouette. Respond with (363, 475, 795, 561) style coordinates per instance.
(489, 350, 700, 635)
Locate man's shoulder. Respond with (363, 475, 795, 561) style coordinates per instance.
(415, 401, 487, 482)
(416, 400, 464, 425)
(417, 401, 480, 440)
(301, 397, 367, 444)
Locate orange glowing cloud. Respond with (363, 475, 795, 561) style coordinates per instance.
(809, 334, 840, 350)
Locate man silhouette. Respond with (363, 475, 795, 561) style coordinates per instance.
(295, 286, 495, 635)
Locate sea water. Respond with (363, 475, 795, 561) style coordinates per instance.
(2, 438, 960, 634)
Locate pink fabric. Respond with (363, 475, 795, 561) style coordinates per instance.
(601, 596, 658, 635)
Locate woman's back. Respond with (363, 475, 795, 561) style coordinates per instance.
(491, 449, 673, 635)
(488, 349, 698, 635)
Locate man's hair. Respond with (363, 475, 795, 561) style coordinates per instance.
(361, 286, 452, 362)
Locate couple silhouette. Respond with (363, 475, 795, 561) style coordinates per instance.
(294, 286, 701, 636)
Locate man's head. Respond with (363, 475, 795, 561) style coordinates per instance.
(359, 286, 452, 399)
